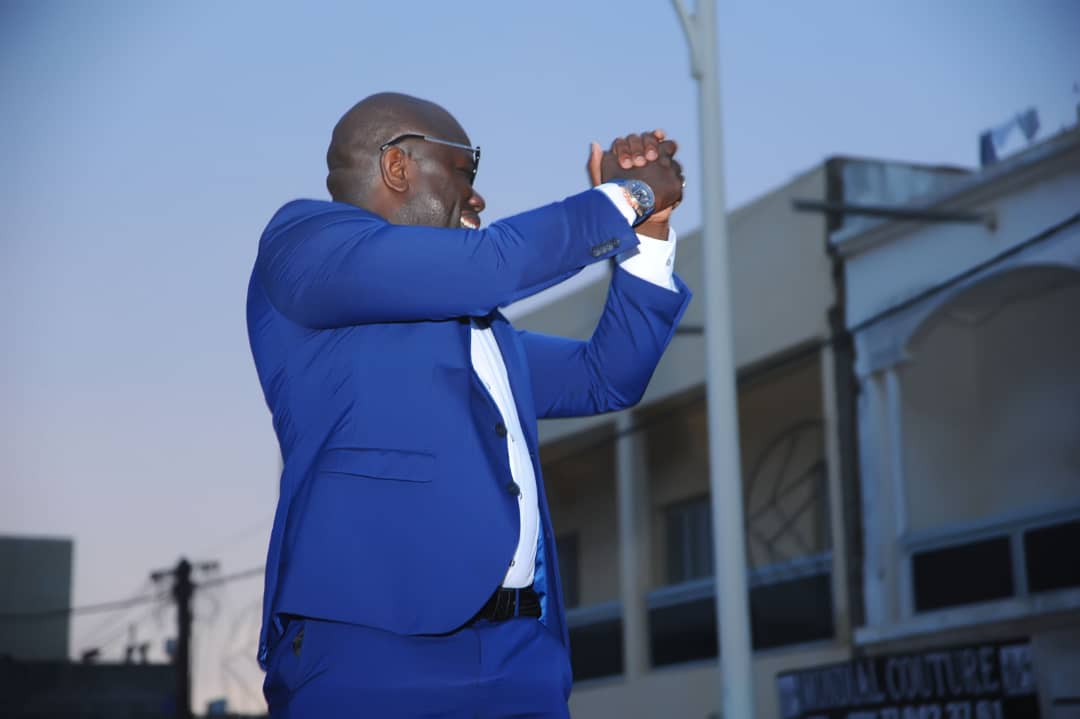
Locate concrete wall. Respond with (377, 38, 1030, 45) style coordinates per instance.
(0, 535, 73, 661)
(902, 276, 1080, 532)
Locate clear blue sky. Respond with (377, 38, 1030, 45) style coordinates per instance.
(2, 0, 1077, 711)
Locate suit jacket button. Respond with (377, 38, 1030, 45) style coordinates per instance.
(495, 422, 508, 437)
(507, 481, 521, 497)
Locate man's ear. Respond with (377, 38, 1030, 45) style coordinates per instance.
(380, 146, 410, 193)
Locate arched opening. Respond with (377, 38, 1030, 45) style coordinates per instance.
(901, 265, 1080, 531)
(897, 265, 1080, 611)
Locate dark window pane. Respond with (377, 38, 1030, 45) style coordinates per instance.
(750, 572, 834, 649)
(690, 500, 714, 579)
(665, 509, 685, 584)
(665, 497, 714, 585)
(1025, 519, 1080, 593)
(649, 597, 717, 666)
(568, 619, 623, 680)
(556, 534, 580, 609)
(912, 537, 1013, 612)
(649, 569, 835, 667)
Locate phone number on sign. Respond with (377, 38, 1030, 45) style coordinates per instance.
(838, 699, 1007, 719)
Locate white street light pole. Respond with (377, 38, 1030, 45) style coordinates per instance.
(671, 1, 756, 717)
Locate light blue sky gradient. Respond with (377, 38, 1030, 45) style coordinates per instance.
(2, 0, 1078, 709)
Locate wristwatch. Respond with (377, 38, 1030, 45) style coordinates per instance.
(609, 179, 655, 226)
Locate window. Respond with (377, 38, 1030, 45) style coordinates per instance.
(749, 569, 833, 649)
(665, 496, 714, 584)
(1024, 518, 1080, 593)
(912, 536, 1014, 612)
(648, 553, 835, 666)
(567, 607, 623, 681)
(555, 534, 580, 609)
(908, 514, 1080, 612)
(649, 588, 717, 666)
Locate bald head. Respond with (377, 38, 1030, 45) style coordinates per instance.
(326, 92, 469, 210)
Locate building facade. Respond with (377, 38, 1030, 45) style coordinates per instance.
(830, 125, 1080, 719)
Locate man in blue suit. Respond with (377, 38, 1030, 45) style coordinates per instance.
(248, 92, 691, 717)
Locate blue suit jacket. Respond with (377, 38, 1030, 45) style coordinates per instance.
(247, 189, 690, 666)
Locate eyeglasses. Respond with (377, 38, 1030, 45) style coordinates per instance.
(379, 133, 481, 185)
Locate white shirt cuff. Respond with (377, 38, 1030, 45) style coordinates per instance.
(617, 227, 678, 291)
(594, 183, 638, 226)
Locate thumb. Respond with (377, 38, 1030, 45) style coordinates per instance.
(586, 141, 603, 187)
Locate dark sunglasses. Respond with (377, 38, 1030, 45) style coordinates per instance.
(379, 133, 481, 185)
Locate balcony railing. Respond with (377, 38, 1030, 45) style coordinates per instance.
(563, 552, 835, 679)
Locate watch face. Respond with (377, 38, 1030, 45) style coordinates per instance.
(629, 180, 655, 213)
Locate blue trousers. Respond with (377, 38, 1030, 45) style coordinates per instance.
(264, 616, 572, 718)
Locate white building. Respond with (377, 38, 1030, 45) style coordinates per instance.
(512, 119, 1080, 718)
(833, 123, 1080, 718)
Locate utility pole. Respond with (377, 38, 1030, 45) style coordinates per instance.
(152, 557, 219, 719)
(670, 1, 756, 718)
(174, 559, 193, 719)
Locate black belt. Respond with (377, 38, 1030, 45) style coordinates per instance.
(472, 585, 541, 623)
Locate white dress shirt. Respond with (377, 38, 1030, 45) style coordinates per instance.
(470, 184, 679, 588)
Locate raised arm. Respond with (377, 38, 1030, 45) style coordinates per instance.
(520, 265, 691, 419)
(254, 189, 637, 328)
(518, 132, 690, 417)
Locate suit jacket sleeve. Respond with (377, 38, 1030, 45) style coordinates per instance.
(519, 265, 692, 419)
(254, 191, 638, 328)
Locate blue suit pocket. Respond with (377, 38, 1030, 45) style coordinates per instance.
(316, 447, 435, 483)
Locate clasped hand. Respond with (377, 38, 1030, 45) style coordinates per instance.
(586, 130, 684, 239)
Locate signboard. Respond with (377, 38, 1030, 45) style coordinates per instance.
(777, 640, 1038, 719)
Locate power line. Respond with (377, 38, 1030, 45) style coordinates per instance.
(74, 578, 160, 649)
(0, 563, 266, 624)
(0, 592, 163, 622)
(93, 602, 166, 656)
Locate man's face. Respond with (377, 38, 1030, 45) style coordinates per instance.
(393, 135, 485, 230)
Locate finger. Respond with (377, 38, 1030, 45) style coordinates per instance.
(610, 137, 633, 169)
(626, 134, 646, 167)
(658, 139, 679, 158)
(586, 141, 603, 186)
(642, 130, 660, 162)
(651, 128, 666, 142)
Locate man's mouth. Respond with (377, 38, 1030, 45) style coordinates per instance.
(460, 214, 480, 230)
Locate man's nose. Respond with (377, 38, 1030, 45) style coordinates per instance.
(469, 188, 486, 214)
